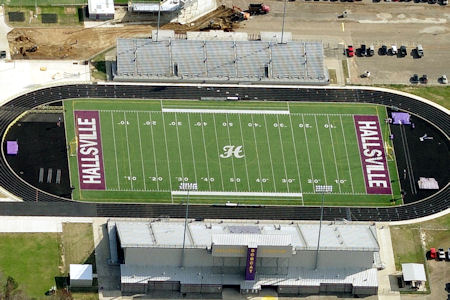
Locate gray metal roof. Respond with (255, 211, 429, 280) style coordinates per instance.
(116, 221, 154, 248)
(113, 220, 379, 251)
(121, 264, 378, 288)
(402, 263, 426, 281)
(115, 38, 328, 84)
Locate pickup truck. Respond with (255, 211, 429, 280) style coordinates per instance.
(438, 248, 446, 260)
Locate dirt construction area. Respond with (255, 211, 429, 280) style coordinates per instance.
(7, 5, 237, 60)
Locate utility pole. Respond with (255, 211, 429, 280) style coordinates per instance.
(179, 182, 198, 268)
(314, 185, 333, 270)
(156, 1, 161, 42)
(280, 0, 287, 44)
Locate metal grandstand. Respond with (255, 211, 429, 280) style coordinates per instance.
(114, 38, 329, 84)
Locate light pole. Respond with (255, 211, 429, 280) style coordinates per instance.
(280, 0, 287, 44)
(314, 185, 333, 270)
(156, 0, 161, 42)
(179, 182, 198, 268)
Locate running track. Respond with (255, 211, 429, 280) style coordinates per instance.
(0, 84, 448, 221)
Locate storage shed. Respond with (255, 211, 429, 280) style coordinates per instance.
(401, 263, 426, 288)
(70, 264, 93, 287)
(88, 0, 114, 20)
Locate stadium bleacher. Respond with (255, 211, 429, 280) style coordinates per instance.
(0, 84, 448, 221)
(115, 39, 329, 84)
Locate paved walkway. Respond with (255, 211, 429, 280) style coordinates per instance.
(93, 218, 122, 300)
(376, 225, 401, 300)
(0, 216, 92, 232)
(0, 60, 90, 104)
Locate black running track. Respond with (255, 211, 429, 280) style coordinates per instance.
(0, 84, 448, 221)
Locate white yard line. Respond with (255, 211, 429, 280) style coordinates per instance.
(352, 116, 368, 195)
(174, 112, 185, 181)
(110, 112, 120, 190)
(301, 114, 315, 189)
(212, 114, 225, 190)
(199, 114, 212, 191)
(327, 115, 341, 193)
(161, 110, 174, 201)
(162, 108, 290, 114)
(263, 114, 277, 192)
(225, 114, 238, 191)
(276, 114, 290, 193)
(99, 109, 160, 113)
(288, 104, 304, 205)
(148, 112, 160, 190)
(339, 115, 355, 194)
(238, 114, 251, 192)
(136, 113, 147, 191)
(172, 191, 303, 197)
(291, 113, 356, 117)
(314, 115, 328, 187)
(250, 114, 264, 192)
(186, 113, 199, 185)
(123, 112, 134, 190)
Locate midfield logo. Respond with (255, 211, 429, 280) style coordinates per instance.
(220, 145, 245, 159)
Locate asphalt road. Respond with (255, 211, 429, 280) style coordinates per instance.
(227, 0, 450, 85)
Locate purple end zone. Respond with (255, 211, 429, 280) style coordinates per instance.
(74, 110, 106, 190)
(354, 115, 392, 195)
(245, 247, 257, 281)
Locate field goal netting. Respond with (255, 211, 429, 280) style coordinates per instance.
(69, 136, 78, 156)
(385, 141, 394, 161)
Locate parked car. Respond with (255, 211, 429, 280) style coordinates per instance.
(421, 74, 428, 84)
(411, 74, 419, 84)
(447, 248, 450, 260)
(0, 51, 6, 59)
(347, 45, 354, 57)
(438, 248, 446, 260)
(379, 45, 388, 55)
(443, 0, 448, 5)
(360, 44, 367, 56)
(391, 45, 398, 55)
(416, 44, 424, 57)
(399, 46, 407, 57)
(368, 45, 375, 56)
(440, 74, 448, 84)
(430, 248, 437, 259)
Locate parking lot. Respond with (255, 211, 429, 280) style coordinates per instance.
(227, 0, 450, 85)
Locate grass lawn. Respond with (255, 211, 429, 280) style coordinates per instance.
(0, 233, 61, 298)
(5, 6, 82, 27)
(64, 99, 401, 206)
(61, 223, 95, 274)
(390, 226, 424, 270)
(384, 86, 450, 110)
(390, 214, 450, 270)
(91, 52, 107, 81)
(1, 0, 86, 5)
(0, 223, 97, 299)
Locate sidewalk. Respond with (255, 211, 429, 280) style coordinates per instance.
(0, 216, 92, 232)
(376, 224, 401, 300)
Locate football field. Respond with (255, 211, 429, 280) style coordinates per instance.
(64, 99, 401, 206)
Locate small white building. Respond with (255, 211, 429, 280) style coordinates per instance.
(401, 263, 426, 288)
(70, 264, 93, 287)
(88, 0, 114, 20)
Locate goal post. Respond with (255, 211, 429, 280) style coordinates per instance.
(69, 136, 78, 156)
(384, 141, 394, 161)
